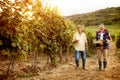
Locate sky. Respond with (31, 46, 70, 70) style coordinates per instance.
(50, 0, 120, 16)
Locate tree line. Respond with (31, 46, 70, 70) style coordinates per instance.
(66, 7, 120, 26)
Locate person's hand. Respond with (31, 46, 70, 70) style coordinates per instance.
(73, 39, 79, 43)
(106, 40, 111, 43)
(86, 47, 88, 53)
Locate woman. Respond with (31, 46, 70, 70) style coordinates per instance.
(96, 23, 112, 71)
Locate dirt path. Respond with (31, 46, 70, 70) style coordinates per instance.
(17, 42, 120, 80)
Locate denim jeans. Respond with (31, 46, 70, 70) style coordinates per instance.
(75, 50, 86, 61)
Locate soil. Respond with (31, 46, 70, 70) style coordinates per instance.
(0, 42, 120, 80)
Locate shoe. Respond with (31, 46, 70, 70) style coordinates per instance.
(82, 67, 87, 70)
(99, 61, 102, 71)
(103, 61, 107, 71)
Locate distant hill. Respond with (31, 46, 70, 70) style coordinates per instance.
(65, 7, 120, 26)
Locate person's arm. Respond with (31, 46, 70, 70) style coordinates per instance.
(84, 33, 88, 52)
(72, 39, 79, 43)
(85, 41, 88, 53)
(107, 33, 112, 43)
(72, 33, 79, 43)
(108, 33, 112, 42)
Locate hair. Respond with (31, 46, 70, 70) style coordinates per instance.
(77, 25, 85, 32)
(99, 23, 105, 30)
(77, 25, 83, 29)
(99, 23, 104, 26)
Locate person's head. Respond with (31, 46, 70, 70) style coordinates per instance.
(77, 25, 83, 33)
(99, 23, 104, 30)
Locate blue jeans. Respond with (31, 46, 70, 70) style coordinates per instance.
(75, 50, 86, 61)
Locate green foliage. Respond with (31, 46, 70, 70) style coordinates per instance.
(0, 0, 76, 66)
(85, 24, 120, 37)
(85, 31, 96, 56)
(115, 34, 120, 48)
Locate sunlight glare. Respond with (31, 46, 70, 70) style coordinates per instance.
(50, 0, 120, 16)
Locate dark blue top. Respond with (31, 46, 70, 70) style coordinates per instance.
(96, 30, 110, 49)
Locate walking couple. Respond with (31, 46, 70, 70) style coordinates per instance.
(72, 23, 112, 71)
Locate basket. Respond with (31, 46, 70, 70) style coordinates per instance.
(93, 39, 103, 45)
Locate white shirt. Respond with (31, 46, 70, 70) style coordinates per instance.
(73, 32, 87, 51)
(100, 33, 104, 40)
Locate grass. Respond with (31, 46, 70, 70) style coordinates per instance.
(85, 24, 120, 43)
(85, 24, 120, 37)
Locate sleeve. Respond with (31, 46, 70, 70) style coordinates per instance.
(96, 31, 98, 40)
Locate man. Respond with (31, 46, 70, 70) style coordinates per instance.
(72, 25, 88, 70)
(96, 23, 112, 71)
